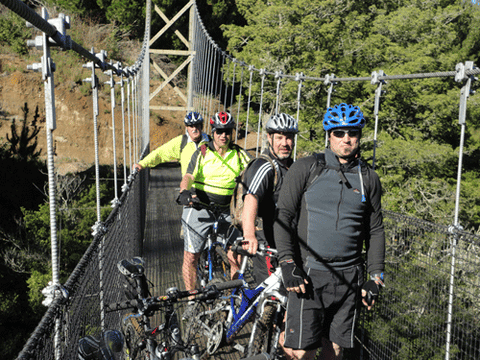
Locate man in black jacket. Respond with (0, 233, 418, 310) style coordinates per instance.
(274, 103, 385, 360)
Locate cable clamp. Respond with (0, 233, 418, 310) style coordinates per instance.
(41, 281, 69, 307)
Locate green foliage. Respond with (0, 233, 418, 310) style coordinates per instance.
(0, 8, 31, 55)
(222, 0, 480, 228)
(7, 104, 42, 161)
(0, 104, 47, 236)
(22, 182, 113, 278)
(27, 270, 52, 315)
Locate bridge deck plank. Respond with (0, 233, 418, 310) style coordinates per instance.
(143, 165, 247, 360)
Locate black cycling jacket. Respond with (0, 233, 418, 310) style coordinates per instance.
(274, 148, 385, 274)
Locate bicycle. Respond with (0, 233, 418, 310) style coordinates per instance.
(186, 239, 288, 359)
(182, 201, 234, 287)
(105, 257, 243, 360)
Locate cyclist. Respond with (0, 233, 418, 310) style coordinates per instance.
(176, 111, 251, 317)
(274, 103, 386, 360)
(241, 113, 298, 285)
(133, 111, 210, 176)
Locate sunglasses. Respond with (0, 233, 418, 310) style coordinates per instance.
(331, 129, 360, 138)
(215, 129, 233, 135)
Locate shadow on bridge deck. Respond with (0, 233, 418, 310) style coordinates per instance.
(142, 165, 250, 360)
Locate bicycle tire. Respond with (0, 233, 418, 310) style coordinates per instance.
(246, 303, 277, 358)
(184, 277, 228, 359)
(214, 244, 231, 280)
(197, 250, 209, 288)
(121, 314, 145, 360)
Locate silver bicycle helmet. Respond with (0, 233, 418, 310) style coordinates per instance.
(266, 113, 299, 134)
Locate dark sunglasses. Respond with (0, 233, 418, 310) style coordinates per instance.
(215, 129, 233, 135)
(331, 129, 360, 138)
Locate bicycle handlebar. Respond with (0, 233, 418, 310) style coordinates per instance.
(187, 200, 229, 215)
(231, 239, 278, 258)
(105, 279, 244, 313)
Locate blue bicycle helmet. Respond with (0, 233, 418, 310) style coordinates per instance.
(323, 103, 365, 131)
(184, 111, 204, 126)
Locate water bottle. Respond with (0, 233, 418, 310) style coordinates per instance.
(170, 326, 183, 346)
(155, 342, 171, 360)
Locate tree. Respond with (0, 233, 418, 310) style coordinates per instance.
(221, 0, 480, 228)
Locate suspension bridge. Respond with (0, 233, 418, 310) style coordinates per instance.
(1, 0, 480, 359)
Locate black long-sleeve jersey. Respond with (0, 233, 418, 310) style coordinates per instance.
(274, 149, 385, 274)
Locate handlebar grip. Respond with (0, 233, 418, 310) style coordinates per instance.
(105, 299, 139, 312)
(214, 279, 244, 291)
(231, 243, 251, 257)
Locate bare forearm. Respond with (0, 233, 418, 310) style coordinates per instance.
(180, 174, 194, 192)
(242, 194, 258, 238)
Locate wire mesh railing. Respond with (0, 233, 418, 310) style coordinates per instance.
(16, 171, 147, 360)
(357, 211, 480, 360)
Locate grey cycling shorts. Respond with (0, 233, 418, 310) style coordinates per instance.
(284, 264, 363, 350)
(181, 206, 237, 253)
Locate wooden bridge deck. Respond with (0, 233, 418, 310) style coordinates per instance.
(142, 164, 250, 360)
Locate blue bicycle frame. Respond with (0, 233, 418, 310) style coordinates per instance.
(224, 259, 287, 342)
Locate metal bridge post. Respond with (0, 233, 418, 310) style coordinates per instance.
(244, 65, 255, 150)
(235, 62, 245, 144)
(26, 9, 71, 360)
(324, 74, 337, 148)
(445, 61, 477, 360)
(371, 70, 387, 170)
(104, 61, 120, 205)
(256, 69, 266, 157)
(294, 72, 304, 161)
(275, 70, 283, 114)
(83, 48, 108, 330)
(120, 68, 129, 190)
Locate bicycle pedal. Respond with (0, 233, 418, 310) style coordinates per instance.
(233, 343, 245, 353)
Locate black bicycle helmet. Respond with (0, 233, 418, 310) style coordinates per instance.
(210, 111, 235, 131)
(266, 113, 299, 134)
(184, 111, 204, 126)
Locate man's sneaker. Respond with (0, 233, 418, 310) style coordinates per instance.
(182, 300, 196, 321)
(117, 257, 145, 277)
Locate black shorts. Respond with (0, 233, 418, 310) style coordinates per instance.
(283, 264, 363, 350)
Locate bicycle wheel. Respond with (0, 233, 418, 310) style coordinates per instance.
(246, 303, 278, 358)
(121, 314, 145, 360)
(184, 277, 228, 359)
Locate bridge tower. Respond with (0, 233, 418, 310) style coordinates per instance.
(149, 1, 195, 116)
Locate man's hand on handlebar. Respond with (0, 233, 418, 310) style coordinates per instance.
(242, 235, 258, 255)
(176, 190, 199, 206)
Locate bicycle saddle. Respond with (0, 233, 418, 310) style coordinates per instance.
(117, 257, 145, 277)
